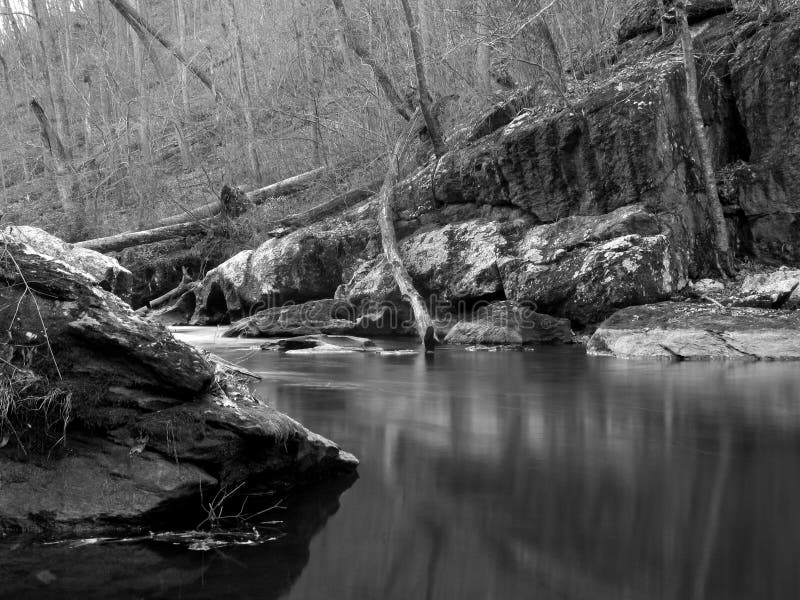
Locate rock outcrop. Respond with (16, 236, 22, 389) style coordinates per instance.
(444, 301, 573, 345)
(338, 205, 687, 326)
(588, 302, 800, 360)
(188, 8, 800, 331)
(190, 219, 378, 325)
(0, 237, 357, 534)
(617, 0, 733, 43)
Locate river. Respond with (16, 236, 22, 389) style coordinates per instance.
(4, 328, 800, 599)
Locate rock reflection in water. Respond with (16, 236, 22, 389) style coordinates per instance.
(0, 473, 355, 600)
(228, 345, 800, 600)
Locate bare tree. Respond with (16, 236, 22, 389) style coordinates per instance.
(225, 0, 262, 184)
(106, 0, 236, 110)
(30, 98, 81, 237)
(331, 0, 412, 121)
(475, 0, 492, 92)
(399, 0, 446, 157)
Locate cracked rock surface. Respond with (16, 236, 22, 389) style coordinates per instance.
(587, 302, 800, 360)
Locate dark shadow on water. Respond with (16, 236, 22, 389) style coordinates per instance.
(0, 473, 357, 600)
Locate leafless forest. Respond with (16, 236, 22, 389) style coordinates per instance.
(0, 0, 788, 242)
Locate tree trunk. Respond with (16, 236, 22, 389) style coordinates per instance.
(30, 98, 81, 237)
(75, 219, 214, 253)
(399, 0, 446, 157)
(377, 110, 437, 349)
(31, 0, 71, 153)
(0, 51, 13, 104)
(176, 0, 190, 112)
(81, 176, 378, 253)
(106, 0, 237, 111)
(675, 1, 732, 275)
(225, 0, 262, 184)
(156, 201, 224, 227)
(475, 0, 492, 92)
(271, 179, 380, 228)
(131, 0, 153, 169)
(246, 166, 327, 203)
(331, 0, 412, 121)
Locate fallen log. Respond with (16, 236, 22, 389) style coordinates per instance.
(247, 166, 326, 204)
(148, 268, 193, 309)
(377, 110, 438, 350)
(273, 179, 381, 228)
(157, 200, 223, 227)
(79, 177, 376, 253)
(152, 168, 326, 228)
(75, 218, 214, 254)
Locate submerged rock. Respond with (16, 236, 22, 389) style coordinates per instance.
(0, 238, 357, 535)
(261, 334, 380, 353)
(445, 301, 573, 345)
(588, 302, 800, 361)
(225, 298, 406, 338)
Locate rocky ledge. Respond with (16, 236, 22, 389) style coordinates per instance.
(166, 7, 799, 334)
(588, 302, 800, 361)
(0, 235, 357, 535)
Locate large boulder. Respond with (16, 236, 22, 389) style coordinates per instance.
(500, 205, 688, 324)
(733, 268, 800, 309)
(588, 302, 800, 360)
(225, 298, 356, 338)
(617, 0, 733, 43)
(0, 238, 357, 534)
(190, 219, 378, 325)
(225, 298, 411, 338)
(3, 225, 132, 299)
(338, 205, 688, 326)
(444, 301, 573, 345)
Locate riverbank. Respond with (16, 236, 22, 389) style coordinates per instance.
(0, 233, 357, 536)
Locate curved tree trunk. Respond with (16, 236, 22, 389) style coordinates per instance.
(377, 110, 437, 350)
(675, 1, 732, 275)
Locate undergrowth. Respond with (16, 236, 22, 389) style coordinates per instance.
(0, 365, 72, 457)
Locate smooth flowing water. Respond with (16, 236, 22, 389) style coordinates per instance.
(4, 328, 800, 599)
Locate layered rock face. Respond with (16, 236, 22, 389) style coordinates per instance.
(191, 7, 800, 330)
(0, 238, 357, 533)
(588, 303, 800, 361)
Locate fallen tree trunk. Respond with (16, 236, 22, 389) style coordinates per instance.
(272, 179, 381, 229)
(157, 200, 223, 227)
(247, 166, 327, 204)
(80, 177, 376, 253)
(156, 167, 329, 228)
(148, 268, 193, 309)
(377, 110, 438, 350)
(75, 218, 214, 254)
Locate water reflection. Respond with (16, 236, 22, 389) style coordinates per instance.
(1, 474, 355, 600)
